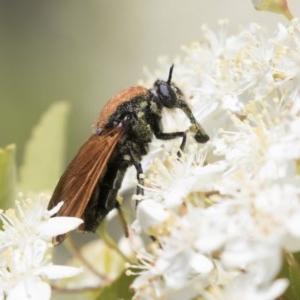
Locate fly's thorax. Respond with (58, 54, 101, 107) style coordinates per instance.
(99, 95, 149, 130)
(94, 86, 148, 130)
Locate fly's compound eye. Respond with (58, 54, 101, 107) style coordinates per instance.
(157, 82, 177, 108)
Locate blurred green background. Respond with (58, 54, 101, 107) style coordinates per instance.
(1, 0, 299, 168)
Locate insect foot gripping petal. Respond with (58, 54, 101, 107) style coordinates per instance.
(191, 124, 210, 143)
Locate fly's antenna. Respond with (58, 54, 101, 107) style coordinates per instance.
(167, 64, 174, 85)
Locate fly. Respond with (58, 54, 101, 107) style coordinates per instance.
(48, 65, 209, 244)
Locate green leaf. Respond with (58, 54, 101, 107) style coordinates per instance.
(95, 271, 135, 300)
(19, 101, 70, 193)
(288, 252, 300, 300)
(0, 144, 17, 208)
(281, 252, 300, 300)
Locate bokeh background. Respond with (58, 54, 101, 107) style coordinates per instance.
(1, 0, 300, 167)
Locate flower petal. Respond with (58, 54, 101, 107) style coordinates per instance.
(7, 279, 51, 300)
(38, 216, 83, 237)
(40, 265, 82, 280)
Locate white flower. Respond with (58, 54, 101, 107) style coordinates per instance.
(0, 193, 82, 300)
(142, 144, 224, 210)
(206, 274, 288, 300)
(129, 20, 300, 300)
(135, 200, 172, 235)
(131, 205, 221, 299)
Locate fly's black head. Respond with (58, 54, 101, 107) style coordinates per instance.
(151, 64, 183, 108)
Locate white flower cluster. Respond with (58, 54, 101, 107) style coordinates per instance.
(0, 193, 83, 300)
(130, 19, 300, 299)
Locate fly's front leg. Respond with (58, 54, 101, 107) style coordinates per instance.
(156, 130, 187, 157)
(175, 99, 209, 143)
(149, 113, 188, 156)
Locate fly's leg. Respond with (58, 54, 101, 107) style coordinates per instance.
(148, 101, 209, 156)
(149, 115, 188, 157)
(126, 142, 144, 207)
(174, 99, 209, 143)
(104, 167, 126, 211)
(103, 167, 129, 236)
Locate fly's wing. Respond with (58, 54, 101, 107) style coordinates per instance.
(48, 127, 125, 244)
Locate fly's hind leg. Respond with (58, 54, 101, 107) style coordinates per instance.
(104, 167, 126, 211)
(104, 167, 129, 236)
(125, 141, 144, 207)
